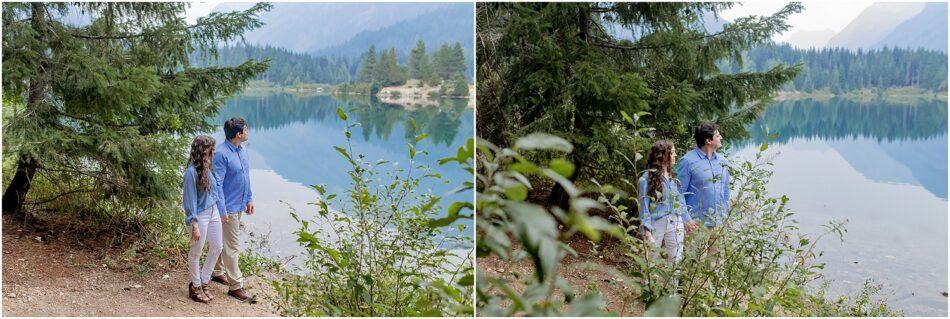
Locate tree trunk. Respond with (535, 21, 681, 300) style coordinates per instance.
(3, 3, 50, 218)
(2, 157, 38, 217)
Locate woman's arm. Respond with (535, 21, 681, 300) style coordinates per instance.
(182, 168, 198, 225)
(638, 175, 653, 233)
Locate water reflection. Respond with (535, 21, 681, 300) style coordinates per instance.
(738, 98, 948, 199)
(208, 93, 473, 260)
(732, 98, 948, 316)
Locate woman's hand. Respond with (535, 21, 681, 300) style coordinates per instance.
(643, 230, 654, 242)
(684, 220, 698, 234)
(221, 214, 230, 224)
(190, 222, 201, 242)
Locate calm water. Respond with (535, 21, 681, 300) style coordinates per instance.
(209, 93, 474, 265)
(732, 98, 948, 316)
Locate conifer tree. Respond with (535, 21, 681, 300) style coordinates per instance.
(1, 3, 271, 217)
(357, 45, 377, 83)
(476, 3, 804, 205)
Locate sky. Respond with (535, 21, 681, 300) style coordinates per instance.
(184, 1, 223, 24)
(720, 1, 874, 41)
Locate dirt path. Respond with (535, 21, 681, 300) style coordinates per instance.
(2, 219, 279, 317)
(477, 236, 645, 316)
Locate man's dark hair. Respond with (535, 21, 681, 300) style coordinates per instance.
(694, 121, 719, 148)
(224, 117, 247, 140)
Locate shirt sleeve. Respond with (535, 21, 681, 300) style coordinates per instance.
(213, 172, 227, 218)
(721, 161, 731, 214)
(243, 149, 253, 204)
(638, 175, 653, 232)
(182, 168, 198, 225)
(213, 151, 228, 213)
(676, 158, 693, 217)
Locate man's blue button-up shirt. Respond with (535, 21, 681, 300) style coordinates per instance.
(214, 140, 253, 214)
(677, 147, 730, 226)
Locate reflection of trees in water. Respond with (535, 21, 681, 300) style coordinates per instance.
(738, 98, 947, 147)
(215, 93, 469, 147)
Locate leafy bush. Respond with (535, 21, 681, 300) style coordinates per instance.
(476, 132, 899, 316)
(272, 108, 474, 316)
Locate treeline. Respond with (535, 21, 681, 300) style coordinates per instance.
(740, 44, 948, 93)
(191, 44, 358, 85)
(356, 40, 468, 86)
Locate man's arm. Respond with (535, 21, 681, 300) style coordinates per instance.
(213, 151, 228, 215)
(721, 161, 731, 214)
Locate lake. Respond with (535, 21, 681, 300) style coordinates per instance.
(732, 98, 948, 316)
(208, 93, 474, 267)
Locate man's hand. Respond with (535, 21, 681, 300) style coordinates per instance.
(685, 220, 698, 234)
(221, 214, 230, 224)
(643, 230, 654, 243)
(246, 202, 255, 215)
(190, 222, 201, 242)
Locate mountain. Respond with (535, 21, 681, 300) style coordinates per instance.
(315, 4, 475, 79)
(825, 2, 925, 50)
(782, 29, 836, 49)
(211, 3, 449, 53)
(873, 2, 948, 53)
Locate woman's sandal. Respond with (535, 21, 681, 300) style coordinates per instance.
(202, 284, 214, 301)
(189, 282, 210, 303)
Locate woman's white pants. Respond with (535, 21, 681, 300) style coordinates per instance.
(188, 206, 223, 287)
(651, 214, 684, 263)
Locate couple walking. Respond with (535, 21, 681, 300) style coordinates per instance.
(639, 121, 730, 263)
(181, 117, 256, 303)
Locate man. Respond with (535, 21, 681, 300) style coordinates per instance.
(677, 121, 730, 231)
(209, 117, 255, 302)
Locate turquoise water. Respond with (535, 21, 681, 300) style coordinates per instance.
(208, 93, 474, 262)
(733, 98, 948, 316)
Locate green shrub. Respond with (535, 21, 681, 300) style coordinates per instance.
(272, 108, 474, 316)
(476, 131, 898, 316)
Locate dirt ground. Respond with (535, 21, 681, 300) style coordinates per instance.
(477, 236, 646, 316)
(1, 216, 279, 317)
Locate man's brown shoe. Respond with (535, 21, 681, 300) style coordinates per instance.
(211, 274, 229, 285)
(228, 288, 253, 302)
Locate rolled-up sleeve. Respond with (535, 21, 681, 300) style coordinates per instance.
(638, 176, 653, 232)
(182, 168, 198, 225)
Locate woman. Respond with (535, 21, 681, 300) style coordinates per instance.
(182, 135, 228, 303)
(638, 140, 692, 263)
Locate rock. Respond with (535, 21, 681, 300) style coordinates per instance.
(942, 292, 948, 297)
(162, 274, 170, 280)
(6, 293, 16, 298)
(34, 236, 42, 242)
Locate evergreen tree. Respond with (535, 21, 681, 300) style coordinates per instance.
(357, 45, 377, 83)
(409, 39, 430, 80)
(476, 3, 803, 205)
(451, 73, 469, 96)
(450, 42, 468, 81)
(433, 43, 454, 80)
(1, 3, 271, 216)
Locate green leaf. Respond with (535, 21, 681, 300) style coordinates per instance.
(645, 294, 681, 317)
(336, 107, 348, 121)
(504, 184, 528, 201)
(457, 274, 474, 286)
(514, 133, 573, 153)
(549, 158, 575, 178)
(414, 133, 429, 144)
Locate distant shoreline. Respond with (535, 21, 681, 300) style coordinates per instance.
(775, 86, 947, 103)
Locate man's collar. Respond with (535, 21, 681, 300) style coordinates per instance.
(225, 140, 241, 151)
(694, 147, 717, 160)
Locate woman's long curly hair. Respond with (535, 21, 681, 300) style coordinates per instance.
(646, 140, 676, 200)
(188, 135, 216, 193)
